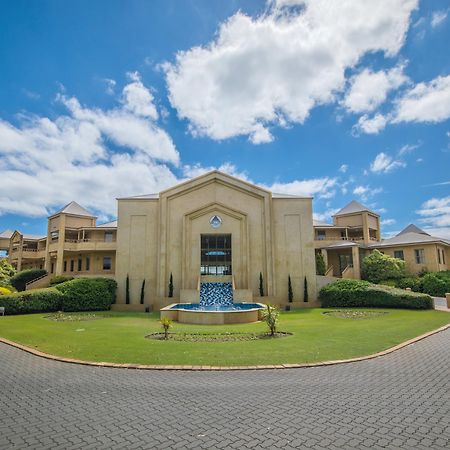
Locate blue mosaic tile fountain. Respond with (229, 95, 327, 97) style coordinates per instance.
(199, 282, 233, 307)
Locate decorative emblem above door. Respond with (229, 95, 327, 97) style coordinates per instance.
(209, 215, 222, 229)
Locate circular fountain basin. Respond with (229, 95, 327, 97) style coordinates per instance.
(160, 303, 266, 325)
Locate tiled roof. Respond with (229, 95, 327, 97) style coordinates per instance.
(97, 220, 118, 228)
(55, 201, 95, 217)
(334, 200, 376, 216)
(0, 229, 14, 239)
(370, 230, 450, 248)
(397, 224, 429, 236)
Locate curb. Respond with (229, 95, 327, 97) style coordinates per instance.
(1, 323, 449, 371)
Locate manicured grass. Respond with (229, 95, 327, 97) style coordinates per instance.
(1, 309, 449, 366)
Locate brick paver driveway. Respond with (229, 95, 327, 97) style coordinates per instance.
(1, 330, 449, 449)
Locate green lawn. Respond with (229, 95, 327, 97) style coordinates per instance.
(1, 309, 449, 366)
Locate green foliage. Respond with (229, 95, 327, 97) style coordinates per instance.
(361, 250, 406, 283)
(261, 304, 280, 336)
(319, 279, 432, 310)
(140, 279, 146, 305)
(55, 277, 117, 312)
(125, 274, 130, 305)
(160, 316, 172, 340)
(394, 276, 423, 292)
(0, 288, 64, 315)
(304, 276, 308, 302)
(168, 272, 174, 298)
(315, 251, 326, 276)
(288, 275, 293, 303)
(0, 259, 16, 284)
(10, 269, 47, 292)
(259, 272, 264, 297)
(49, 275, 74, 286)
(421, 273, 450, 297)
(0, 286, 12, 295)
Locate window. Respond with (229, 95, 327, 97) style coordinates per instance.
(200, 234, 232, 275)
(415, 249, 425, 264)
(394, 250, 404, 260)
(70, 260, 74, 272)
(103, 256, 112, 270)
(317, 230, 326, 241)
(78, 258, 82, 271)
(50, 231, 59, 242)
(104, 232, 114, 242)
(438, 249, 442, 265)
(86, 256, 90, 271)
(51, 263, 54, 274)
(443, 251, 446, 265)
(63, 261, 67, 272)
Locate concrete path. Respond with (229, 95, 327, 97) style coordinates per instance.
(1, 330, 450, 449)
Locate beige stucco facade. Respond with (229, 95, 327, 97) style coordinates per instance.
(115, 171, 317, 308)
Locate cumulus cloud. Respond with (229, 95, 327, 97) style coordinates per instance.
(353, 185, 383, 201)
(416, 196, 450, 228)
(343, 66, 409, 113)
(392, 75, 450, 124)
(0, 75, 180, 217)
(339, 164, 348, 173)
(164, 0, 417, 143)
(431, 10, 448, 27)
(370, 152, 406, 174)
(381, 218, 396, 226)
(353, 113, 388, 135)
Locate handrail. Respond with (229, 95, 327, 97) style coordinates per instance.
(25, 272, 49, 286)
(325, 265, 334, 277)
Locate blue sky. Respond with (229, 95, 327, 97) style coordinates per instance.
(0, 0, 449, 239)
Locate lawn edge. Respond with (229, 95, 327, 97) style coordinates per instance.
(1, 322, 449, 371)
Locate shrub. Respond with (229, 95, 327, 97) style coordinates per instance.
(396, 276, 423, 292)
(168, 272, 174, 298)
(160, 317, 172, 340)
(49, 275, 74, 286)
(261, 304, 280, 336)
(316, 251, 326, 276)
(55, 277, 117, 312)
(0, 286, 12, 295)
(0, 288, 64, 315)
(10, 269, 47, 292)
(304, 276, 308, 302)
(140, 279, 146, 305)
(259, 272, 264, 297)
(319, 279, 432, 310)
(288, 275, 293, 302)
(421, 273, 450, 297)
(361, 250, 405, 283)
(0, 259, 15, 283)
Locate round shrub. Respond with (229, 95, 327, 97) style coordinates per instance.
(421, 273, 450, 297)
(0, 288, 64, 315)
(49, 275, 74, 286)
(396, 276, 423, 292)
(319, 279, 432, 310)
(55, 277, 117, 312)
(361, 250, 406, 283)
(0, 286, 12, 295)
(10, 269, 47, 292)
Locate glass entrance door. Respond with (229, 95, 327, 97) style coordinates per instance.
(200, 234, 232, 275)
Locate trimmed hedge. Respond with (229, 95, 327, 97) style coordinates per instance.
(49, 275, 74, 286)
(10, 269, 47, 292)
(320, 279, 433, 310)
(0, 288, 64, 314)
(0, 277, 117, 315)
(421, 273, 450, 298)
(55, 277, 117, 312)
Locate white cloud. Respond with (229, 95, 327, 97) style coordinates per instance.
(353, 185, 383, 201)
(102, 78, 116, 95)
(370, 152, 406, 174)
(398, 141, 421, 155)
(339, 164, 348, 173)
(381, 218, 396, 226)
(313, 208, 340, 224)
(165, 0, 417, 143)
(353, 113, 388, 135)
(431, 10, 448, 27)
(343, 66, 408, 113)
(392, 74, 450, 124)
(416, 196, 450, 228)
(0, 76, 180, 217)
(122, 72, 158, 119)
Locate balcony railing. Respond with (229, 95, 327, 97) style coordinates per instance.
(65, 238, 116, 243)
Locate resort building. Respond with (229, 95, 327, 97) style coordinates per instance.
(1, 170, 449, 305)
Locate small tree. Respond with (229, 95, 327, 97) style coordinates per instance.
(303, 276, 308, 302)
(315, 251, 326, 276)
(288, 275, 293, 303)
(0, 259, 16, 284)
(261, 304, 279, 337)
(168, 272, 174, 298)
(125, 274, 130, 305)
(361, 249, 406, 283)
(140, 279, 145, 305)
(160, 317, 172, 340)
(259, 272, 264, 297)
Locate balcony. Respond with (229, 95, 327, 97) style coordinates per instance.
(63, 238, 116, 252)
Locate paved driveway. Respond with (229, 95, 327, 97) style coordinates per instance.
(1, 330, 449, 449)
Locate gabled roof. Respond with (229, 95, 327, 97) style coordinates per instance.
(334, 200, 377, 217)
(118, 193, 159, 200)
(0, 229, 14, 239)
(97, 220, 117, 228)
(54, 201, 95, 217)
(313, 220, 334, 227)
(370, 229, 450, 248)
(397, 224, 429, 236)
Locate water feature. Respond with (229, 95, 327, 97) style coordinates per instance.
(199, 282, 233, 307)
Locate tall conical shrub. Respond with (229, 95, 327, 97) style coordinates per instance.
(288, 275, 293, 303)
(304, 276, 308, 302)
(140, 279, 145, 305)
(168, 272, 174, 298)
(126, 274, 130, 305)
(259, 272, 264, 297)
